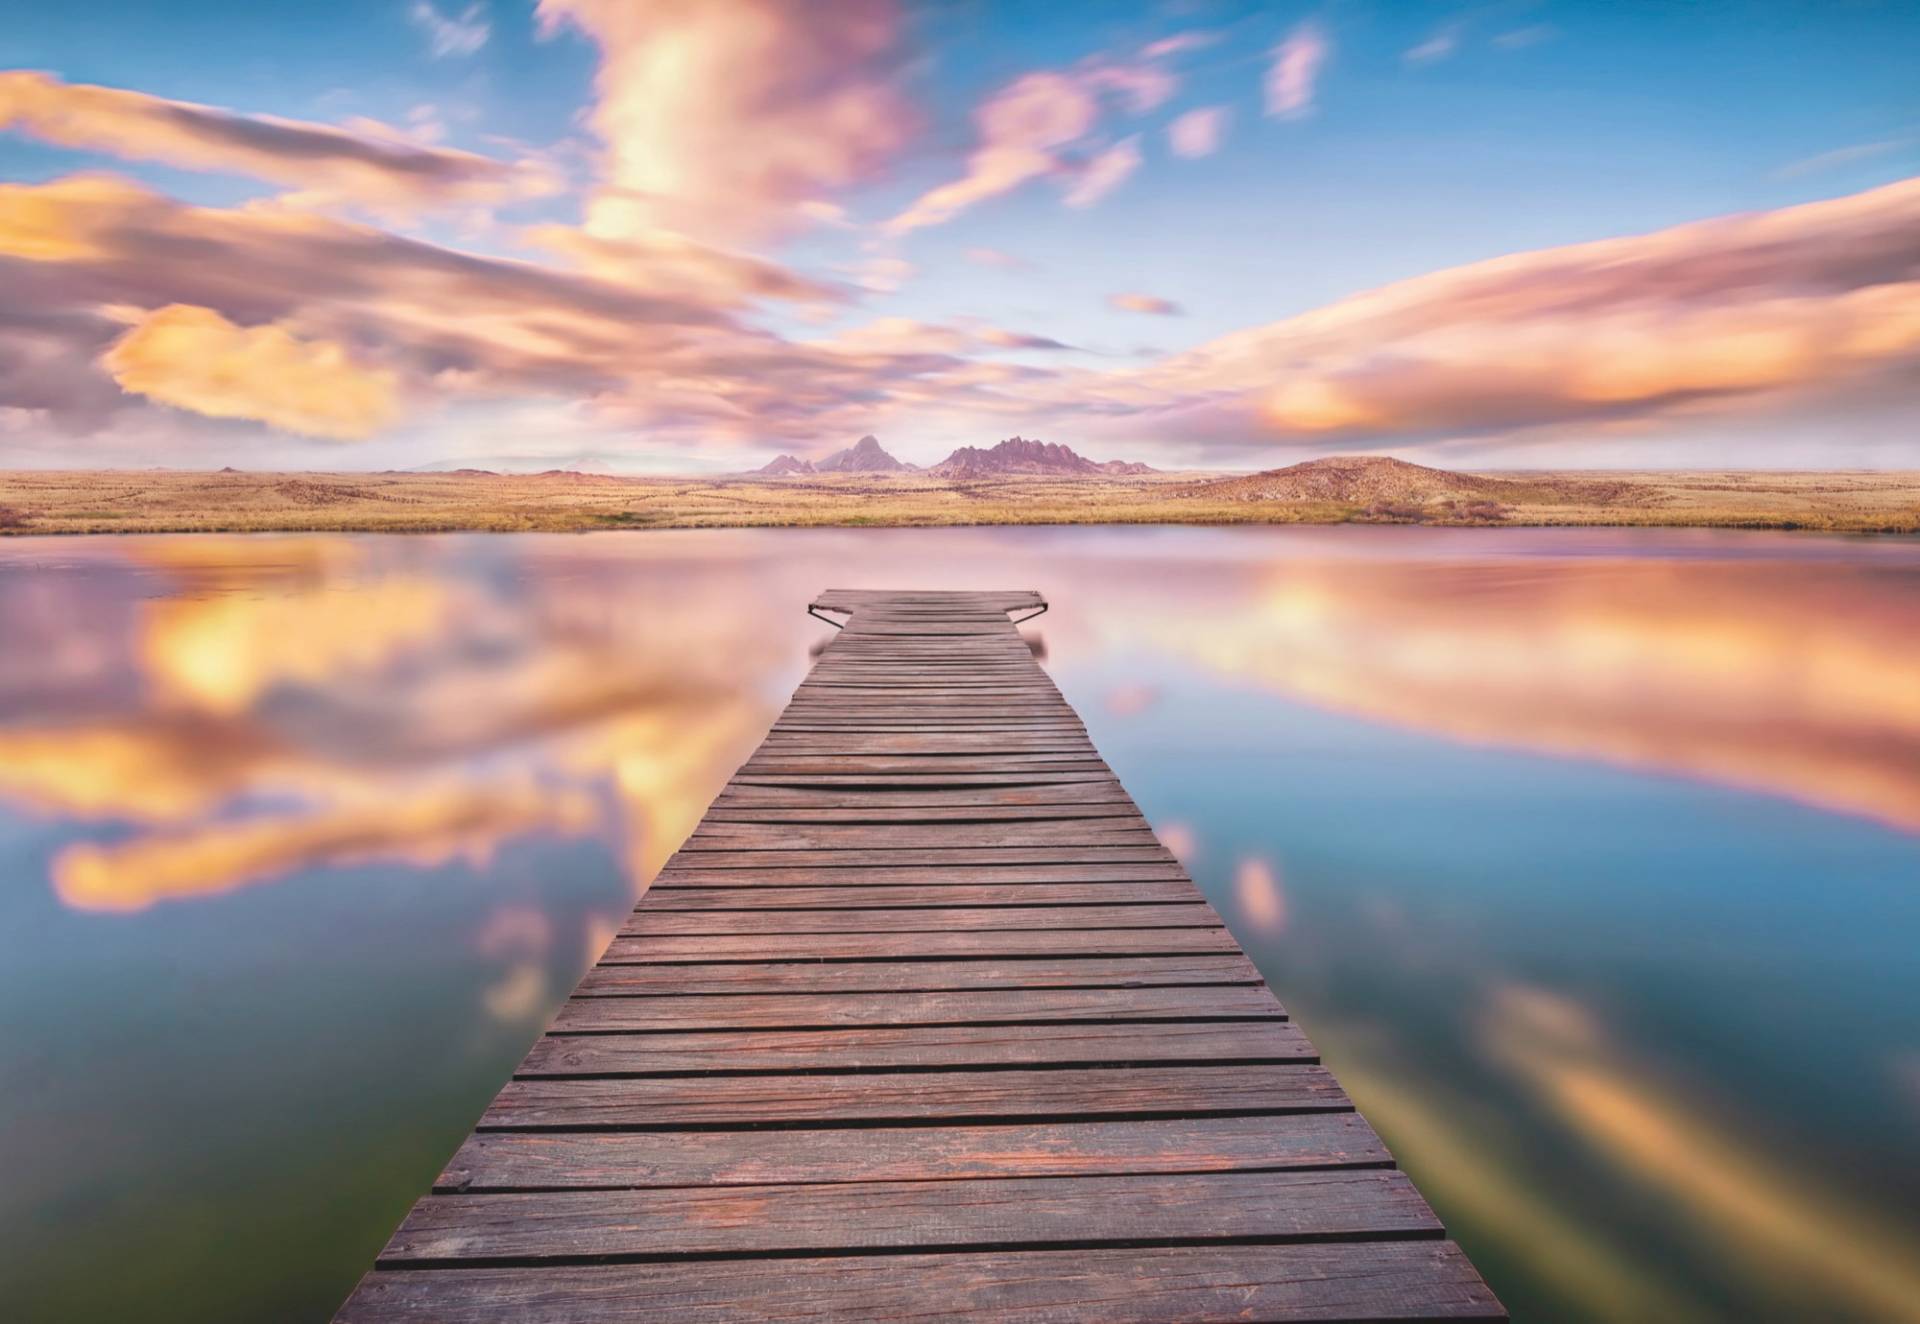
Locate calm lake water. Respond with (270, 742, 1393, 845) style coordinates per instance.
(1, 525, 1917, 1322)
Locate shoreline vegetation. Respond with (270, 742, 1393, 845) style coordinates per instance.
(1, 456, 1917, 536)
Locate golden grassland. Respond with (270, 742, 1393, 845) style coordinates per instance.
(0, 466, 1916, 535)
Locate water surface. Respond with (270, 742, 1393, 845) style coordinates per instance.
(1, 526, 1916, 1321)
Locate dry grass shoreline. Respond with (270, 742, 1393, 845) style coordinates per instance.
(1, 466, 1916, 535)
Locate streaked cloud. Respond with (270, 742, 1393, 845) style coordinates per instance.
(883, 40, 1188, 235)
(1772, 136, 1916, 181)
(1069, 175, 1920, 447)
(1167, 106, 1228, 158)
(408, 1, 491, 59)
(964, 247, 1029, 270)
(524, 224, 849, 307)
(0, 173, 1009, 446)
(1265, 22, 1329, 119)
(1404, 23, 1462, 66)
(1063, 135, 1141, 208)
(1109, 292, 1183, 316)
(0, 71, 550, 213)
(103, 304, 401, 440)
(537, 0, 915, 243)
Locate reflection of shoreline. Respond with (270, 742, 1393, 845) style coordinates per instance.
(1144, 558, 1920, 833)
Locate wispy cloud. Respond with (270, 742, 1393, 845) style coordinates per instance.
(408, 1, 491, 59)
(1772, 136, 1916, 181)
(1109, 292, 1183, 316)
(1168, 105, 1228, 158)
(1403, 22, 1462, 67)
(1265, 21, 1329, 119)
(883, 38, 1194, 235)
(1064, 135, 1141, 208)
(0, 71, 552, 214)
(1492, 24, 1557, 51)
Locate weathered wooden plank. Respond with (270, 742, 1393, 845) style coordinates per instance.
(480, 1063, 1353, 1128)
(682, 823, 1158, 851)
(516, 1020, 1315, 1076)
(600, 928, 1242, 962)
(571, 955, 1264, 996)
(650, 861, 1190, 887)
(635, 882, 1203, 909)
(381, 1170, 1440, 1263)
(550, 985, 1285, 1032)
(440, 1113, 1386, 1190)
(619, 903, 1222, 936)
(660, 846, 1177, 870)
(338, 1242, 1503, 1323)
(709, 783, 1137, 808)
(699, 805, 1144, 825)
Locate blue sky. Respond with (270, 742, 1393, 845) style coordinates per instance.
(2, 0, 1917, 471)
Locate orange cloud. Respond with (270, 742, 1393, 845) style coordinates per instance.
(103, 304, 401, 440)
(0, 71, 551, 213)
(54, 781, 601, 912)
(0, 173, 1031, 447)
(1066, 175, 1920, 447)
(537, 0, 914, 243)
(524, 225, 848, 307)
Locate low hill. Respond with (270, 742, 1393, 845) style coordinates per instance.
(814, 435, 912, 473)
(757, 454, 815, 476)
(928, 436, 1155, 479)
(1185, 455, 1630, 511)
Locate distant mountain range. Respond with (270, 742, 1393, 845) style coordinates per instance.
(754, 435, 1153, 478)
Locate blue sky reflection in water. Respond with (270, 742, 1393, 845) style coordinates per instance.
(0, 526, 1918, 1321)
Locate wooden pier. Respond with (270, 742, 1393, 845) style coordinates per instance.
(336, 590, 1503, 1322)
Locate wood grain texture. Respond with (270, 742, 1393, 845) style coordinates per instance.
(517, 1019, 1317, 1076)
(439, 1113, 1388, 1190)
(331, 590, 1501, 1321)
(570, 954, 1265, 996)
(479, 1063, 1356, 1128)
(380, 1170, 1442, 1262)
(338, 1242, 1503, 1323)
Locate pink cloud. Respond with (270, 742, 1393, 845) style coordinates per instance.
(884, 39, 1194, 235)
(1059, 176, 1920, 449)
(1168, 106, 1229, 158)
(1064, 136, 1141, 208)
(0, 71, 550, 214)
(1265, 22, 1329, 119)
(1109, 292, 1184, 316)
(537, 0, 915, 244)
(408, 1, 491, 59)
(0, 173, 1049, 448)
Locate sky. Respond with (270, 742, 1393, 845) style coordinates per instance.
(1, 0, 1917, 473)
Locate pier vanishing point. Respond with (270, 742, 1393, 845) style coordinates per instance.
(336, 590, 1504, 1322)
